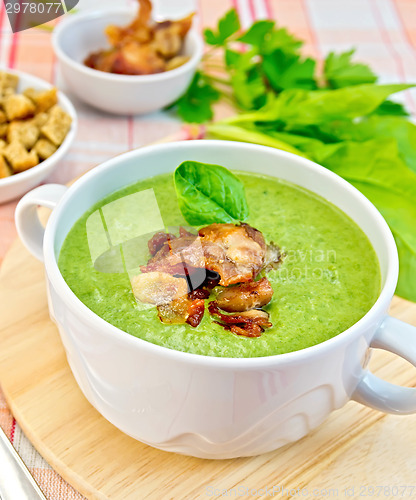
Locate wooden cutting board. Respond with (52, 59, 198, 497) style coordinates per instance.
(1, 235, 416, 500)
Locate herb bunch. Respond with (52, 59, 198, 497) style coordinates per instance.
(171, 9, 416, 302)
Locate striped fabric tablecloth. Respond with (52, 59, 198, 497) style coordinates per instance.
(0, 0, 416, 498)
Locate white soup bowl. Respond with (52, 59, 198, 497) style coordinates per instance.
(15, 141, 416, 458)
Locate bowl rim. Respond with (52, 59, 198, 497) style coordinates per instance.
(0, 67, 78, 189)
(43, 140, 399, 368)
(52, 7, 204, 83)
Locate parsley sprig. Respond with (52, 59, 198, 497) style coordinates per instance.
(173, 9, 398, 122)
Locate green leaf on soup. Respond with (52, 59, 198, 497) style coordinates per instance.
(174, 161, 249, 225)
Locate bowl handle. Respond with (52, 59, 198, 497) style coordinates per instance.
(15, 184, 68, 262)
(352, 315, 416, 414)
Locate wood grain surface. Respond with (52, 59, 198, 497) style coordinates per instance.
(0, 234, 416, 500)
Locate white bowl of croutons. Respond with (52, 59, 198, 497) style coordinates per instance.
(52, 7, 203, 115)
(0, 68, 77, 204)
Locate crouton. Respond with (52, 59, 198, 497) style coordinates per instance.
(0, 154, 12, 178)
(41, 105, 71, 146)
(24, 87, 58, 113)
(3, 87, 15, 97)
(32, 112, 49, 128)
(4, 141, 39, 172)
(34, 138, 57, 160)
(3, 94, 36, 120)
(8, 120, 40, 149)
(0, 124, 8, 139)
(0, 72, 19, 96)
(22, 87, 37, 102)
(0, 82, 70, 177)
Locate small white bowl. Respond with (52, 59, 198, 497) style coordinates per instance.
(0, 68, 77, 204)
(52, 8, 204, 115)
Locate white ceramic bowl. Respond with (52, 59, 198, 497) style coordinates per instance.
(52, 8, 203, 115)
(15, 141, 416, 458)
(0, 68, 77, 204)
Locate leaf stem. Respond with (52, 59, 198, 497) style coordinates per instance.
(205, 74, 232, 86)
(202, 62, 228, 72)
(202, 46, 221, 60)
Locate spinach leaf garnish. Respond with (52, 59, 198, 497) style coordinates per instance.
(174, 161, 249, 225)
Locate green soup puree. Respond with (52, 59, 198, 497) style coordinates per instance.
(58, 172, 381, 358)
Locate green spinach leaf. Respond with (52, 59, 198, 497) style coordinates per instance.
(228, 84, 414, 126)
(317, 116, 416, 173)
(174, 161, 249, 225)
(372, 99, 410, 117)
(310, 139, 416, 301)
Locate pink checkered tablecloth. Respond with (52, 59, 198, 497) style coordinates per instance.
(1, 0, 416, 498)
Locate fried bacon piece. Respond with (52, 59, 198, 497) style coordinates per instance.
(263, 242, 283, 273)
(144, 233, 200, 268)
(134, 224, 281, 335)
(179, 226, 194, 237)
(202, 269, 221, 290)
(84, 50, 118, 74)
(142, 224, 281, 288)
(186, 298, 205, 327)
(84, 0, 193, 75)
(157, 296, 204, 327)
(208, 301, 272, 338)
(141, 234, 207, 283)
(111, 43, 166, 75)
(198, 223, 267, 286)
(208, 302, 272, 327)
(222, 323, 263, 338)
(215, 278, 274, 312)
(147, 231, 176, 256)
(154, 15, 194, 39)
(131, 271, 205, 327)
(106, 0, 153, 46)
(131, 271, 188, 306)
(189, 288, 210, 300)
(143, 245, 209, 294)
